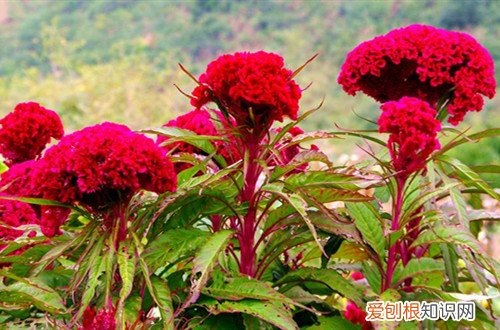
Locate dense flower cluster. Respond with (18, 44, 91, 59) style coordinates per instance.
(158, 109, 241, 171)
(0, 102, 64, 165)
(0, 200, 38, 242)
(80, 304, 116, 330)
(338, 24, 496, 124)
(378, 97, 441, 178)
(0, 161, 39, 245)
(344, 302, 373, 330)
(191, 51, 302, 131)
(32, 122, 177, 237)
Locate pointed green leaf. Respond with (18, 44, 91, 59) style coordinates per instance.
(346, 202, 385, 258)
(183, 230, 233, 308)
(199, 298, 298, 330)
(274, 267, 363, 307)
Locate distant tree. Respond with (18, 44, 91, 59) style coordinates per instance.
(439, 0, 490, 29)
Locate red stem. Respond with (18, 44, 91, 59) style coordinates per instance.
(383, 177, 405, 292)
(238, 134, 261, 277)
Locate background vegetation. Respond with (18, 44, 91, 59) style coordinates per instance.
(0, 0, 498, 183)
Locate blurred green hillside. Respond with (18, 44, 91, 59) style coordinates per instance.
(0, 0, 498, 182)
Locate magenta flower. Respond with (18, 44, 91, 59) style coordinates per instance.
(378, 97, 441, 178)
(191, 51, 302, 134)
(0, 102, 64, 165)
(338, 24, 496, 124)
(32, 122, 177, 237)
(158, 109, 241, 172)
(79, 303, 116, 330)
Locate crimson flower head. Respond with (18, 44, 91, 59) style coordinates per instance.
(32, 122, 177, 237)
(344, 302, 373, 330)
(378, 97, 441, 179)
(191, 51, 302, 134)
(158, 109, 241, 172)
(338, 24, 496, 125)
(0, 102, 64, 165)
(80, 303, 116, 330)
(0, 161, 40, 246)
(0, 200, 38, 243)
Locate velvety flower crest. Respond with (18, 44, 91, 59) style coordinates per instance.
(378, 97, 441, 178)
(80, 303, 116, 330)
(338, 24, 496, 124)
(344, 302, 373, 330)
(32, 122, 177, 237)
(191, 51, 302, 130)
(0, 102, 64, 165)
(158, 109, 241, 172)
(0, 161, 40, 245)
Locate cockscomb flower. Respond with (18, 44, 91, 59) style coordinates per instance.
(0, 161, 40, 246)
(32, 122, 177, 237)
(1, 160, 38, 197)
(191, 51, 302, 134)
(344, 302, 373, 330)
(0, 200, 38, 243)
(158, 109, 241, 171)
(378, 97, 441, 179)
(79, 303, 116, 330)
(0, 102, 64, 165)
(338, 24, 496, 125)
(158, 110, 219, 155)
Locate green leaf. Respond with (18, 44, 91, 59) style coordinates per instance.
(437, 128, 500, 155)
(262, 190, 324, 256)
(144, 228, 210, 269)
(411, 226, 482, 253)
(437, 155, 499, 199)
(183, 230, 233, 308)
(117, 246, 136, 328)
(76, 254, 105, 319)
(199, 298, 298, 330)
(362, 261, 381, 293)
(285, 171, 376, 190)
(274, 267, 363, 307)
(138, 256, 174, 330)
(203, 273, 301, 308)
(397, 258, 444, 286)
(346, 202, 385, 259)
(440, 244, 459, 291)
(321, 235, 344, 268)
(304, 316, 360, 330)
(150, 275, 174, 328)
(300, 187, 372, 203)
(0, 275, 66, 314)
(0, 161, 7, 174)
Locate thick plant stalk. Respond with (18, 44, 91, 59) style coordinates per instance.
(238, 134, 262, 277)
(383, 177, 405, 292)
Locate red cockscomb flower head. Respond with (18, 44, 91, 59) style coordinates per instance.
(350, 271, 365, 281)
(32, 122, 177, 237)
(338, 24, 496, 125)
(0, 102, 64, 165)
(80, 302, 116, 330)
(0, 161, 40, 246)
(344, 302, 373, 330)
(158, 110, 241, 172)
(158, 110, 219, 155)
(1, 160, 38, 197)
(0, 200, 38, 243)
(378, 97, 441, 179)
(191, 51, 302, 134)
